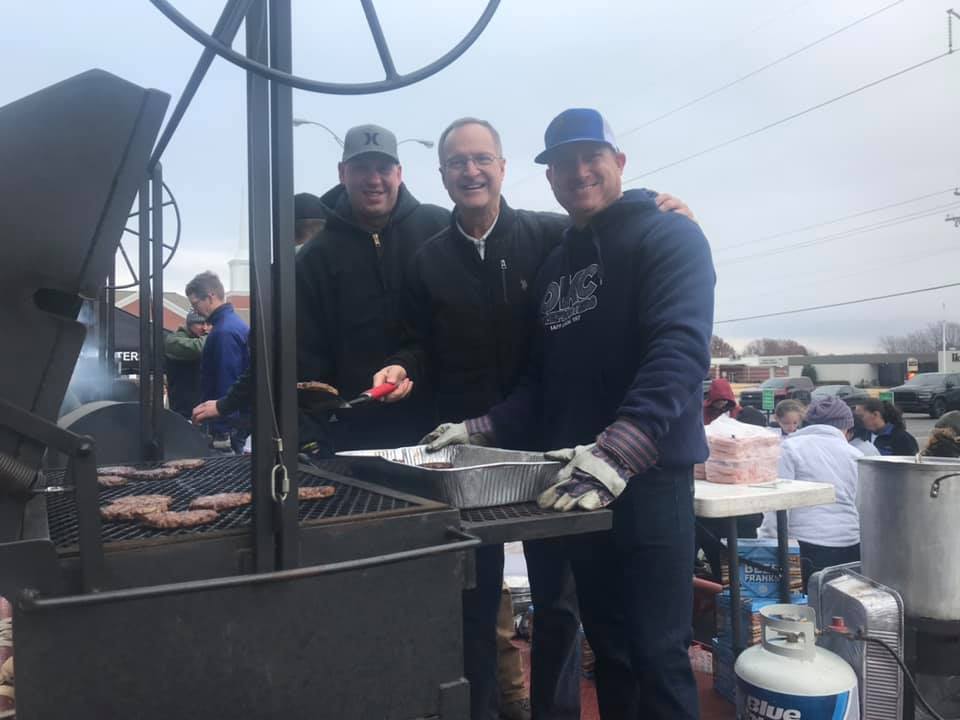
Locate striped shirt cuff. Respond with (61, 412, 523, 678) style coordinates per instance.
(597, 417, 658, 477)
(465, 414, 495, 440)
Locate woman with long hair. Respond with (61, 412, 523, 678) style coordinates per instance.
(855, 398, 919, 456)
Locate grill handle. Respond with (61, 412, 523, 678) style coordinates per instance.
(18, 526, 481, 611)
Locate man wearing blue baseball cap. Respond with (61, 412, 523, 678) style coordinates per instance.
(424, 108, 714, 719)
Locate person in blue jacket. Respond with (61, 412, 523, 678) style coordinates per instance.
(425, 108, 714, 719)
(185, 271, 250, 453)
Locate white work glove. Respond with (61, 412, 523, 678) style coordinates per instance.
(420, 417, 492, 452)
(538, 444, 631, 511)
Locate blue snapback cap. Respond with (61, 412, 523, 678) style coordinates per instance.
(534, 108, 619, 164)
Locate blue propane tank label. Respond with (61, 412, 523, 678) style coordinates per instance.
(736, 678, 858, 720)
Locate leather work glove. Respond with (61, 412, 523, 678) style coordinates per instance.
(538, 419, 658, 512)
(420, 416, 493, 452)
(538, 444, 630, 511)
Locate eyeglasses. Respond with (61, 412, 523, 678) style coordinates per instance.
(442, 153, 501, 171)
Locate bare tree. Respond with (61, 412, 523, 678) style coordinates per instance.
(711, 335, 736, 357)
(743, 338, 812, 356)
(878, 322, 960, 353)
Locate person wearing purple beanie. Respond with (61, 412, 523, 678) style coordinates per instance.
(757, 395, 863, 590)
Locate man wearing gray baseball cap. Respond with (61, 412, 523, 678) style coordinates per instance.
(295, 124, 449, 452)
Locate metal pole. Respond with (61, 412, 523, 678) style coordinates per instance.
(106, 269, 116, 377)
(269, 0, 300, 569)
(727, 518, 743, 654)
(137, 180, 153, 462)
(246, 0, 277, 572)
(776, 510, 791, 602)
(151, 164, 165, 459)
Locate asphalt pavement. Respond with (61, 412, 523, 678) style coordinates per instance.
(903, 414, 936, 450)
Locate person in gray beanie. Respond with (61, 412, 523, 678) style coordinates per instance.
(758, 394, 863, 590)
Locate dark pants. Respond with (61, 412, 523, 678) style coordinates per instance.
(798, 541, 860, 591)
(524, 538, 582, 720)
(463, 544, 505, 720)
(568, 466, 699, 720)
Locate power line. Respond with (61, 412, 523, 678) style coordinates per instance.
(715, 281, 960, 325)
(619, 0, 907, 139)
(504, 0, 816, 191)
(623, 50, 955, 184)
(720, 241, 960, 305)
(713, 186, 959, 252)
(716, 200, 960, 266)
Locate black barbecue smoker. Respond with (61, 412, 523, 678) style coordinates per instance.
(0, 3, 612, 719)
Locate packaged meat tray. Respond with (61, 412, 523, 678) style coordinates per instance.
(704, 416, 781, 484)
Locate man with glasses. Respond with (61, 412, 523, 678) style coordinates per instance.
(185, 271, 250, 453)
(416, 108, 714, 719)
(374, 117, 695, 720)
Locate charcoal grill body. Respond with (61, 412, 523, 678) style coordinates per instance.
(0, 70, 169, 539)
(10, 461, 475, 720)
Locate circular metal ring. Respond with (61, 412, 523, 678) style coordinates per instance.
(149, 0, 500, 96)
(109, 180, 182, 290)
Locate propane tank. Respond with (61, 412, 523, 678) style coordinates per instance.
(735, 604, 858, 720)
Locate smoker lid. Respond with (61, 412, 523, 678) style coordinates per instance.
(0, 70, 169, 516)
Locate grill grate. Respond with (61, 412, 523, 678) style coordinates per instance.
(460, 502, 553, 523)
(44, 456, 413, 549)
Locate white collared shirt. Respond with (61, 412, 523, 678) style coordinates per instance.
(456, 213, 499, 260)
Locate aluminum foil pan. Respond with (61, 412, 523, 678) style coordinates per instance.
(336, 445, 559, 509)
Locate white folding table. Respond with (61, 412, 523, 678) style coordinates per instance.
(694, 479, 836, 653)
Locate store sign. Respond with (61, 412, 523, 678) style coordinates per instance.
(758, 356, 789, 367)
(907, 357, 919, 372)
(762, 389, 776, 411)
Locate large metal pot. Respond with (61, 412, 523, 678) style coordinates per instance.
(858, 455, 960, 621)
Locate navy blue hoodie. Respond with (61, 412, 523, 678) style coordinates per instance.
(488, 189, 715, 468)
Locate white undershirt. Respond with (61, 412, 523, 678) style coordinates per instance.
(456, 212, 499, 260)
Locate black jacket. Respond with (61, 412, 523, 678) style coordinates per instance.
(873, 425, 919, 456)
(295, 183, 449, 450)
(386, 199, 567, 437)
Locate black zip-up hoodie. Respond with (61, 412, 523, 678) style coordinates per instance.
(386, 199, 566, 437)
(295, 182, 449, 450)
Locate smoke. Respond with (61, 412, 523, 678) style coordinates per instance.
(59, 299, 121, 417)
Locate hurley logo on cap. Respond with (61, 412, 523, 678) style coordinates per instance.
(364, 131, 381, 147)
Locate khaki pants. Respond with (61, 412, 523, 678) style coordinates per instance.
(497, 583, 527, 704)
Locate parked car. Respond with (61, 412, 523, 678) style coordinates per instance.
(739, 376, 815, 409)
(810, 384, 871, 406)
(891, 372, 960, 418)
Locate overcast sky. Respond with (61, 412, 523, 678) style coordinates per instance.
(3, 0, 958, 354)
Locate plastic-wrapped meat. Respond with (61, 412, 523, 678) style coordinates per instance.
(704, 416, 781, 484)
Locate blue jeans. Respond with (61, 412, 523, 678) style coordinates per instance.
(567, 466, 699, 720)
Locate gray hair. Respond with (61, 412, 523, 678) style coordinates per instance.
(437, 117, 503, 163)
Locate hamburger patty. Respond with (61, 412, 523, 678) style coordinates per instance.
(139, 509, 219, 529)
(298, 486, 335, 501)
(100, 495, 172, 522)
(189, 492, 252, 511)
